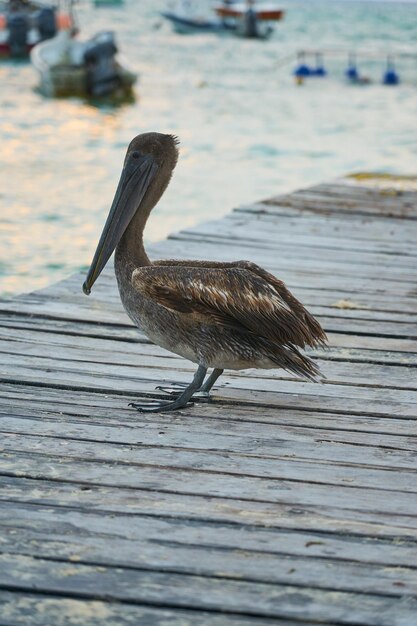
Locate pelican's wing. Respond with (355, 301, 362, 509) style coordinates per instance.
(132, 264, 325, 348)
(152, 259, 327, 347)
(234, 261, 328, 348)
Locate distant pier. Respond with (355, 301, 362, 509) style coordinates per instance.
(0, 175, 416, 625)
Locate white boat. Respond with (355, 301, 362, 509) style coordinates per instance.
(162, 0, 233, 34)
(31, 29, 137, 98)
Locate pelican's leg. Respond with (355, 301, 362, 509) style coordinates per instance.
(129, 365, 207, 413)
(156, 368, 224, 399)
(200, 368, 224, 393)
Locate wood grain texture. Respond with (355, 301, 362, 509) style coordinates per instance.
(1, 177, 416, 625)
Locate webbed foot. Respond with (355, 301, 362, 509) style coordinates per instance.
(130, 365, 208, 413)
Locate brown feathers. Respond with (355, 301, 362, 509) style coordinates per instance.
(132, 260, 327, 353)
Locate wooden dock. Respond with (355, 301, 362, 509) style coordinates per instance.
(0, 175, 416, 625)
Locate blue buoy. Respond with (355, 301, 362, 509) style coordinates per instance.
(346, 66, 359, 81)
(312, 53, 327, 77)
(345, 53, 359, 82)
(383, 57, 399, 86)
(294, 52, 312, 78)
(295, 64, 311, 77)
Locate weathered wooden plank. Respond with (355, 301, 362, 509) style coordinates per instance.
(3, 475, 417, 538)
(2, 383, 417, 433)
(327, 333, 417, 354)
(315, 317, 417, 339)
(234, 204, 417, 241)
(172, 231, 417, 278)
(2, 405, 417, 465)
(2, 369, 416, 418)
(0, 297, 130, 326)
(272, 198, 417, 221)
(307, 181, 417, 202)
(286, 186, 417, 209)
(2, 425, 417, 492)
(2, 451, 417, 514)
(259, 188, 417, 214)
(2, 350, 416, 411)
(263, 191, 417, 219)
(3, 501, 417, 569)
(182, 215, 417, 258)
(2, 505, 417, 597)
(172, 233, 416, 274)
(154, 231, 417, 284)
(1, 369, 416, 426)
(227, 207, 417, 247)
(0, 592, 285, 626)
(0, 554, 416, 626)
(306, 308, 417, 324)
(0, 312, 142, 342)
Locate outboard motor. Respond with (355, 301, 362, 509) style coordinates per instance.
(83, 32, 120, 97)
(244, 8, 258, 38)
(37, 7, 57, 41)
(7, 13, 28, 57)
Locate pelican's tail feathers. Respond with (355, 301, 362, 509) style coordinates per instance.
(270, 343, 324, 382)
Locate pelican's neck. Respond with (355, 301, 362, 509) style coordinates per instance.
(114, 163, 175, 288)
(114, 202, 153, 285)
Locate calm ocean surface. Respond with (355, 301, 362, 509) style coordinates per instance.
(1, 0, 416, 295)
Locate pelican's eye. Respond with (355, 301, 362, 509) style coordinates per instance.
(132, 151, 141, 159)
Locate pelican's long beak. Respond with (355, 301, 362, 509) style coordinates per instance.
(83, 153, 158, 295)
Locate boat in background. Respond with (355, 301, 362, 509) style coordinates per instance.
(0, 0, 75, 58)
(31, 29, 136, 99)
(162, 1, 284, 39)
(214, 2, 284, 22)
(214, 2, 284, 38)
(161, 12, 233, 35)
(161, 1, 234, 35)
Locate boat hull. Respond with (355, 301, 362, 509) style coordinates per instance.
(36, 61, 136, 98)
(215, 4, 284, 21)
(161, 12, 233, 35)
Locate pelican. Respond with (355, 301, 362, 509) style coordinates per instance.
(83, 132, 327, 412)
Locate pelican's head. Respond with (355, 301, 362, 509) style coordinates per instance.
(82, 132, 179, 295)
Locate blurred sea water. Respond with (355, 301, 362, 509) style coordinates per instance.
(0, 0, 416, 295)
